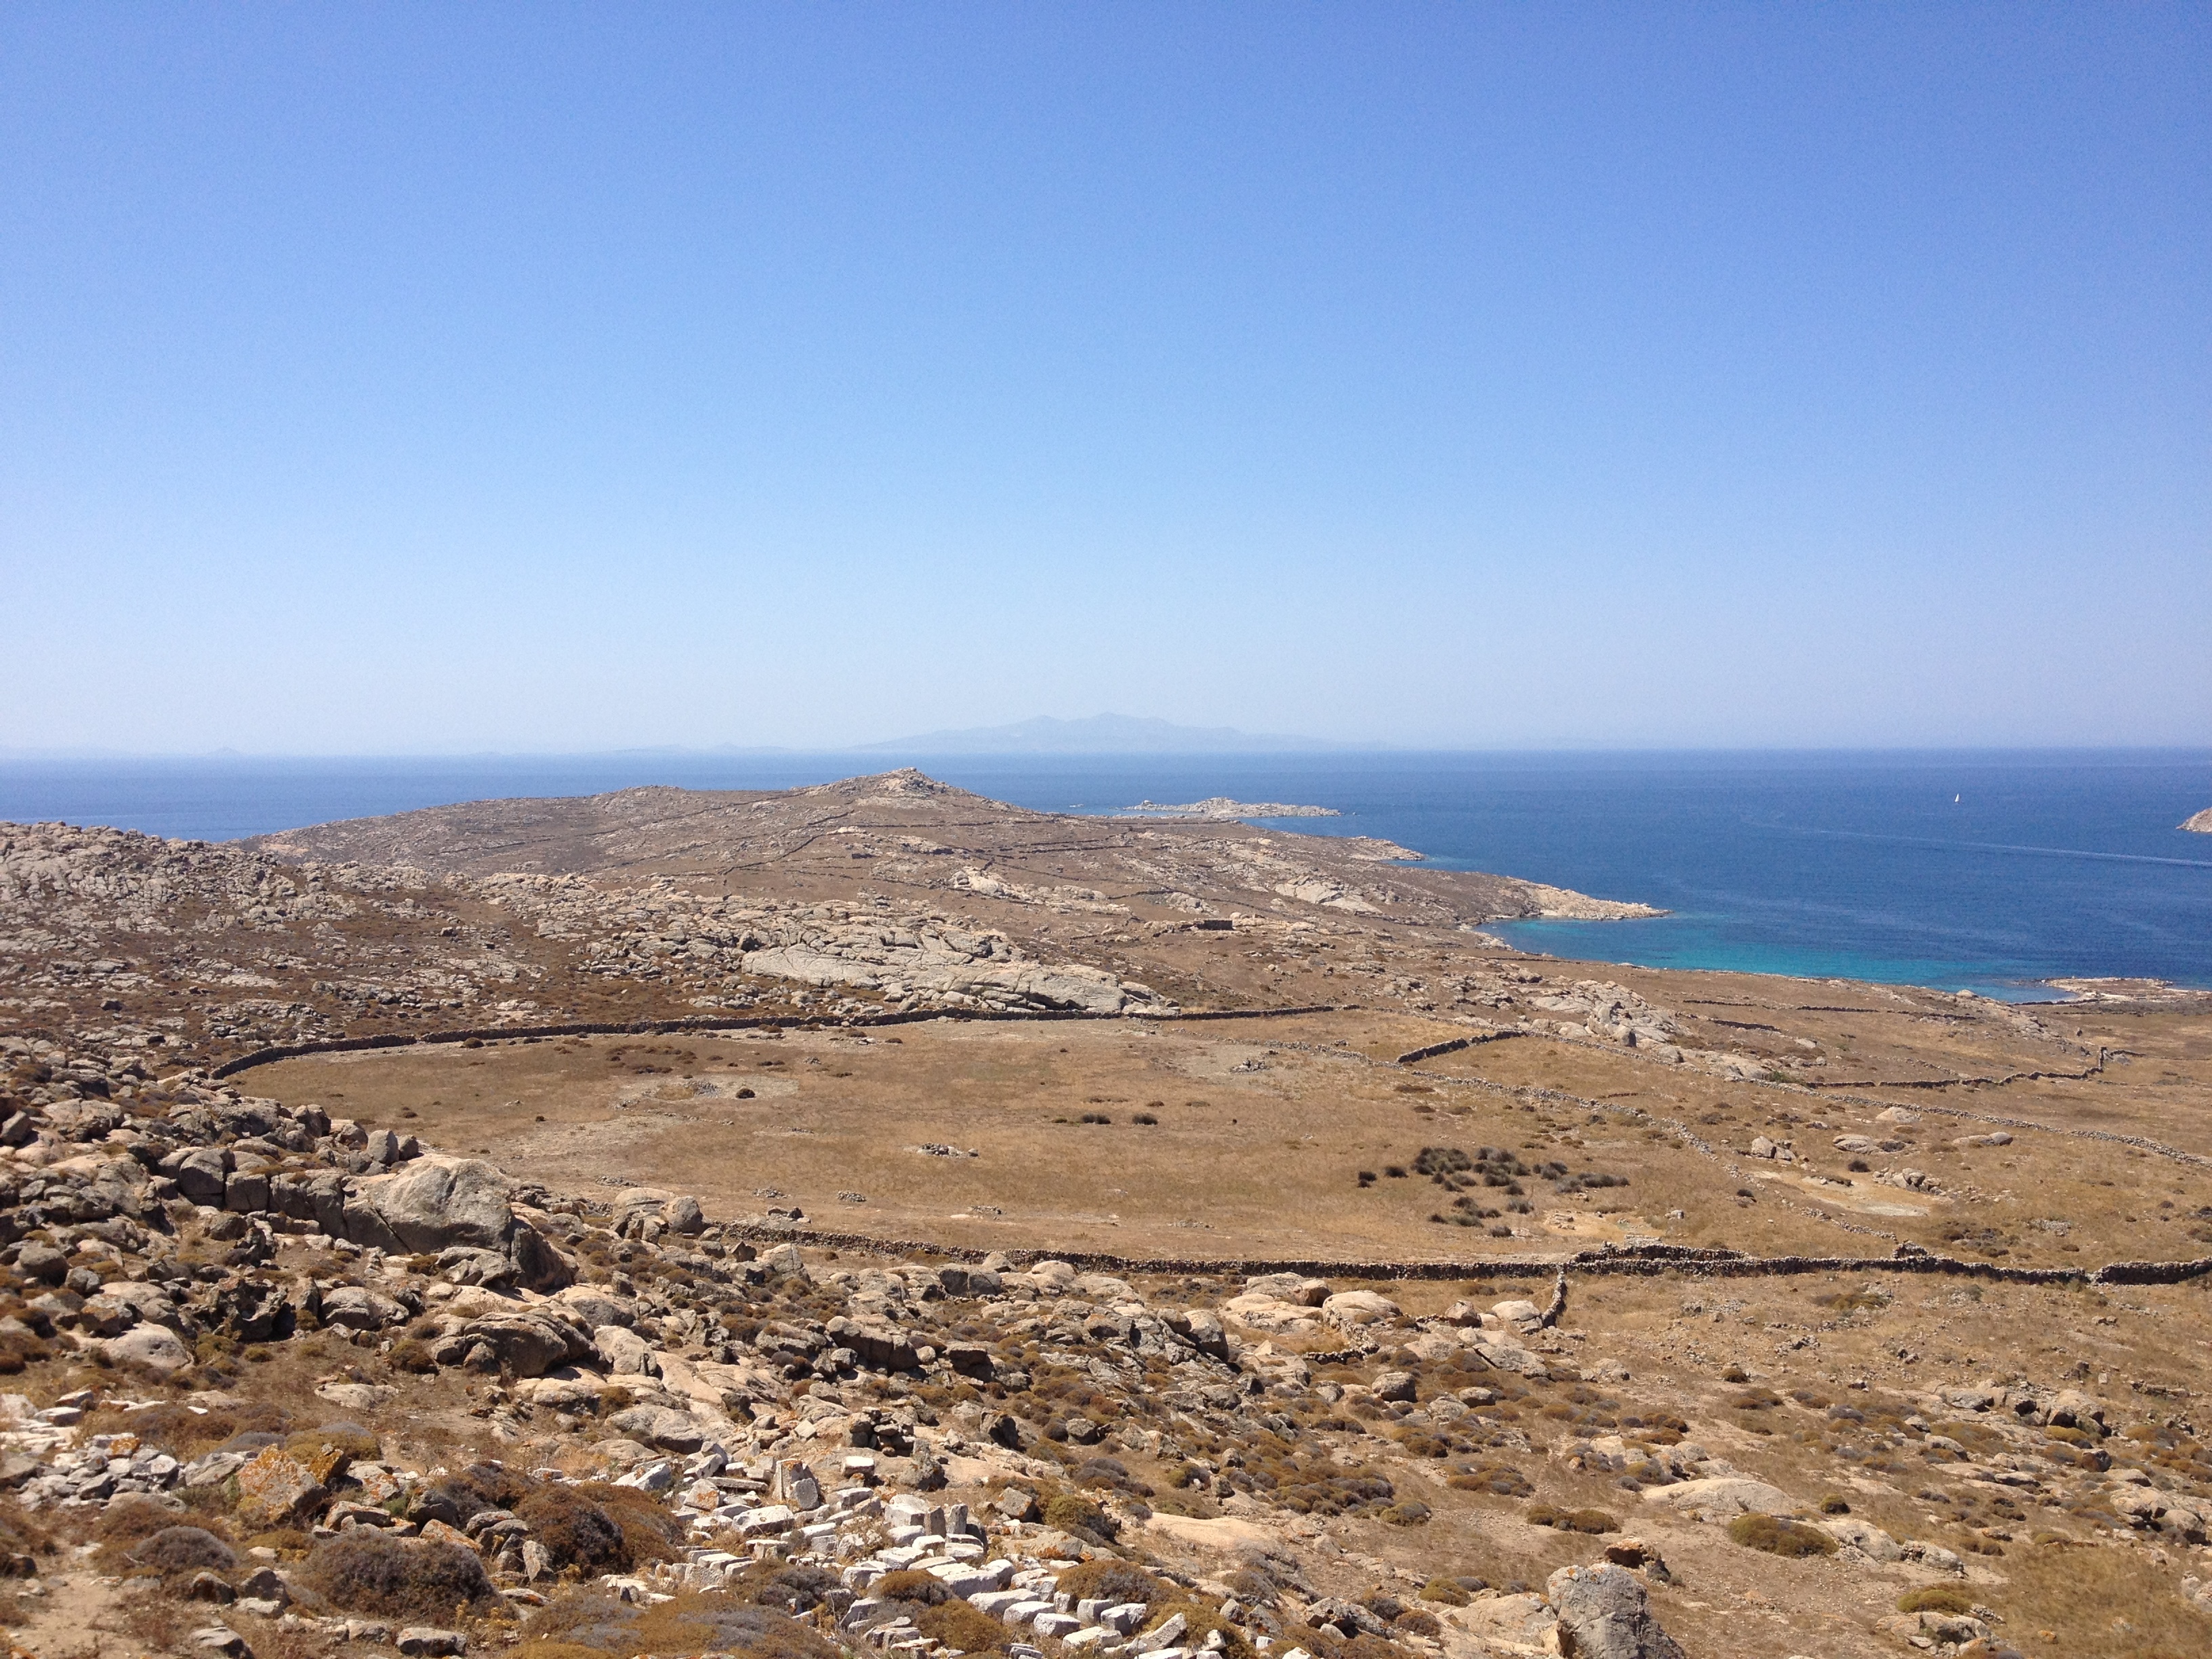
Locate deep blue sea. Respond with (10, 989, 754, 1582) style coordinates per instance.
(4, 750, 2209, 999)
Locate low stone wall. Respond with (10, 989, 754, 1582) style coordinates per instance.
(1395, 1031, 1525, 1065)
(205, 1001, 1348, 1080)
(719, 1221, 2212, 1292)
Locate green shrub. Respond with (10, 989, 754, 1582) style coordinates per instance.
(1418, 1578, 1469, 1606)
(1726, 1514, 1837, 1558)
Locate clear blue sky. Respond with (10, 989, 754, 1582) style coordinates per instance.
(2, 4, 2205, 754)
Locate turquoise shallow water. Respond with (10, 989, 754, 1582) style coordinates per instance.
(3, 749, 2207, 996)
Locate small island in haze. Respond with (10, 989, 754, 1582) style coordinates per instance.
(1122, 796, 1342, 819)
(857, 712, 1379, 754)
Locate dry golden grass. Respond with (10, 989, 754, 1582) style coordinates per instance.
(248, 1003, 2212, 1272)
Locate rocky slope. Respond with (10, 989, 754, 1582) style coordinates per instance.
(0, 1033, 1715, 1659)
(1, 1027, 2211, 1658)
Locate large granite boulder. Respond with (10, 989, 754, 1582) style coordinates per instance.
(344, 1158, 515, 1254)
(611, 1187, 705, 1238)
(430, 1307, 591, 1378)
(1547, 1564, 1685, 1659)
(106, 1324, 192, 1372)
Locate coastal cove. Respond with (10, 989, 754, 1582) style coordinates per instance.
(3, 748, 2207, 996)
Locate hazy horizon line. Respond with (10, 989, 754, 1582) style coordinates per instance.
(5, 743, 2209, 763)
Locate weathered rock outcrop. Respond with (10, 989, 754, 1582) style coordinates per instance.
(1546, 1564, 1686, 1659)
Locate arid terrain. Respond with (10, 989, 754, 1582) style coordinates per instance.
(0, 773, 2209, 1659)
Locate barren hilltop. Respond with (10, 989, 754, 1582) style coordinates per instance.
(0, 770, 2209, 1659)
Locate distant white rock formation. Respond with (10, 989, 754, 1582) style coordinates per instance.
(1122, 797, 1340, 819)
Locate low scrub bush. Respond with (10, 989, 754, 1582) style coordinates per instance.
(1072, 1456, 1148, 1496)
(298, 1531, 495, 1620)
(1446, 1465, 1532, 1498)
(0, 1329, 52, 1374)
(519, 1589, 844, 1659)
(1525, 1504, 1616, 1534)
(415, 1461, 532, 1527)
(93, 1496, 224, 1571)
(516, 1486, 631, 1575)
(100, 1401, 288, 1460)
(1054, 1560, 1166, 1607)
(728, 1561, 840, 1614)
(1725, 1514, 1837, 1558)
(0, 1498, 50, 1565)
(386, 1338, 436, 1374)
(1042, 1491, 1116, 1540)
(1270, 1469, 1395, 1519)
(1417, 1578, 1469, 1606)
(127, 1526, 236, 1577)
(916, 1599, 1011, 1653)
(1896, 1585, 1975, 1615)
(1149, 1601, 1253, 1659)
(578, 1481, 685, 1567)
(871, 1570, 949, 1606)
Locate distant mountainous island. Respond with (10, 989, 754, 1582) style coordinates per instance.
(856, 713, 1380, 754)
(2184, 808, 2212, 833)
